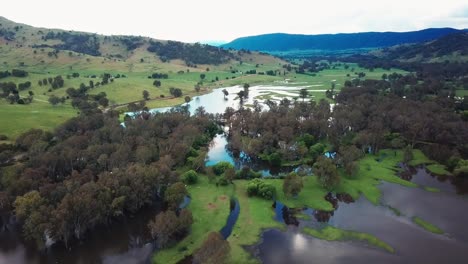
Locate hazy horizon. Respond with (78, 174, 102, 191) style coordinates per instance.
(2, 0, 468, 43)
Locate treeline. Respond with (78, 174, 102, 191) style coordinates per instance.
(147, 41, 234, 66)
(224, 84, 468, 174)
(0, 69, 28, 78)
(0, 106, 219, 248)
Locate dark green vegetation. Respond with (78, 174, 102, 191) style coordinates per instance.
(303, 226, 394, 253)
(1, 106, 219, 248)
(412, 216, 444, 234)
(222, 28, 463, 54)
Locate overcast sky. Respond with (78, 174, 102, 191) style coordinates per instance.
(2, 0, 468, 43)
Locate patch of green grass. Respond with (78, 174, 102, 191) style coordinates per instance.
(412, 217, 444, 234)
(269, 178, 334, 211)
(226, 180, 283, 264)
(0, 100, 77, 138)
(303, 226, 394, 253)
(423, 186, 441, 193)
(335, 149, 418, 205)
(456, 89, 468, 97)
(426, 164, 451, 176)
(408, 149, 434, 166)
(153, 176, 233, 264)
(295, 213, 311, 221)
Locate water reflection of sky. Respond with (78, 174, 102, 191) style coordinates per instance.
(205, 134, 234, 166)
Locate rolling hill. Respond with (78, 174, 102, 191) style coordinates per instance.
(222, 28, 465, 55)
(0, 16, 287, 139)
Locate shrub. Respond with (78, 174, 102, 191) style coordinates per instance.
(182, 170, 198, 185)
(246, 179, 276, 199)
(212, 161, 234, 176)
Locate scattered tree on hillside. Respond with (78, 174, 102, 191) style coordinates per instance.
(143, 90, 150, 100)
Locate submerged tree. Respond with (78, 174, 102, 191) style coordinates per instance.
(299, 88, 308, 101)
(222, 89, 228, 99)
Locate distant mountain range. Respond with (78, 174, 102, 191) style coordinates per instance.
(222, 28, 468, 52)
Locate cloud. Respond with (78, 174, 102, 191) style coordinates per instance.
(1, 0, 467, 42)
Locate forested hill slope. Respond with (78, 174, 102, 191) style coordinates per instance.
(371, 32, 468, 62)
(221, 28, 464, 52)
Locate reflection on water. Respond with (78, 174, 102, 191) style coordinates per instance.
(0, 203, 162, 264)
(205, 134, 234, 167)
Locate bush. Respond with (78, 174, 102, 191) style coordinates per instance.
(236, 166, 262, 179)
(212, 161, 234, 176)
(246, 179, 276, 199)
(182, 170, 198, 185)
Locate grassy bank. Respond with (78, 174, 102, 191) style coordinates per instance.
(303, 226, 395, 253)
(412, 217, 444, 235)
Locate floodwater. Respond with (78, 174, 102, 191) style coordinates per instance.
(255, 172, 468, 264)
(219, 199, 240, 239)
(0, 204, 161, 264)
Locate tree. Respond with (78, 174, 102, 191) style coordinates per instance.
(403, 145, 413, 163)
(193, 232, 230, 264)
(313, 156, 340, 190)
(184, 96, 191, 104)
(299, 88, 308, 101)
(200, 73, 206, 80)
(222, 89, 229, 99)
(165, 182, 188, 209)
(48, 95, 61, 105)
(224, 167, 236, 183)
(283, 173, 303, 197)
(143, 90, 150, 100)
(182, 170, 198, 184)
(237, 90, 246, 104)
(243, 83, 250, 97)
(153, 80, 161, 87)
(212, 161, 234, 175)
(148, 209, 193, 248)
(339, 145, 362, 178)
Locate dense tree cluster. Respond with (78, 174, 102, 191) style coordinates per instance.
(118, 36, 144, 51)
(1, 106, 219, 248)
(40, 31, 101, 56)
(224, 99, 331, 166)
(147, 41, 234, 65)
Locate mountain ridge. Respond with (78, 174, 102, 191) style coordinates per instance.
(222, 28, 466, 52)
